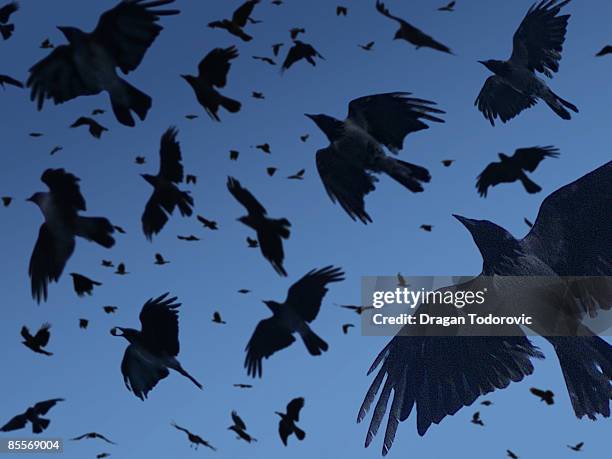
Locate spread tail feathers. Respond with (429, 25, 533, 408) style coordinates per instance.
(111, 79, 152, 127)
(220, 95, 241, 114)
(545, 90, 578, 120)
(32, 417, 50, 434)
(301, 328, 328, 356)
(177, 191, 194, 217)
(0, 24, 14, 40)
(294, 426, 306, 441)
(382, 157, 431, 193)
(75, 217, 115, 248)
(518, 172, 542, 194)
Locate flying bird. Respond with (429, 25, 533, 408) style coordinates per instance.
(471, 412, 484, 426)
(530, 387, 555, 405)
(307, 92, 444, 223)
(92, 108, 105, 115)
(103, 306, 118, 314)
(27, 0, 179, 126)
(70, 432, 116, 444)
(0, 73, 22, 89)
(276, 397, 306, 445)
(256, 143, 271, 154)
(228, 411, 257, 443)
(212, 311, 226, 324)
(40, 38, 54, 49)
(208, 0, 260, 42)
(359, 41, 375, 51)
(184, 114, 198, 120)
(0, 1, 17, 40)
(272, 43, 284, 56)
(287, 169, 305, 180)
(300, 134, 309, 142)
(441, 159, 454, 167)
(154, 253, 169, 265)
(227, 177, 291, 276)
(524, 217, 534, 228)
(376, 1, 453, 54)
(233, 383, 252, 389)
(266, 167, 277, 176)
(238, 289, 251, 294)
(289, 27, 305, 39)
(29, 132, 43, 137)
(197, 215, 218, 230)
(420, 224, 433, 232)
(177, 234, 199, 241)
(567, 442, 584, 452)
(253, 55, 276, 66)
(171, 422, 216, 451)
(246, 237, 258, 248)
(282, 40, 324, 72)
(28, 169, 114, 302)
(476, 146, 559, 197)
(336, 6, 347, 16)
(70, 117, 108, 138)
(182, 46, 241, 121)
(230, 149, 240, 160)
(252, 91, 265, 99)
(114, 263, 128, 275)
(21, 323, 53, 356)
(342, 323, 355, 334)
(186, 175, 197, 185)
(49, 146, 63, 156)
(245, 266, 344, 377)
(2, 196, 11, 207)
(437, 1, 456, 12)
(595, 45, 612, 57)
(110, 293, 203, 400)
(475, 0, 578, 125)
(70, 273, 102, 297)
(1, 399, 64, 434)
(101, 260, 113, 268)
(507, 449, 519, 459)
(481, 400, 493, 406)
(79, 319, 89, 329)
(338, 304, 374, 315)
(141, 127, 193, 240)
(96, 454, 110, 459)
(135, 156, 146, 165)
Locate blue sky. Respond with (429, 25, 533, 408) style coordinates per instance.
(0, 0, 610, 457)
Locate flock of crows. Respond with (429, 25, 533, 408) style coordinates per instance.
(0, 0, 611, 457)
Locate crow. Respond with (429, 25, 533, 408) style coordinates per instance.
(233, 383, 252, 389)
(212, 311, 226, 325)
(135, 156, 146, 165)
(197, 215, 218, 230)
(27, 0, 179, 126)
(0, 73, 22, 89)
(28, 169, 114, 303)
(227, 176, 291, 276)
(79, 319, 89, 329)
(230, 149, 240, 160)
(307, 92, 444, 223)
(376, 1, 453, 54)
(70, 117, 108, 138)
(228, 411, 257, 443)
(481, 400, 493, 406)
(359, 41, 375, 51)
(266, 167, 277, 176)
(256, 143, 271, 153)
(337, 304, 374, 315)
(476, 146, 559, 197)
(420, 224, 433, 232)
(281, 40, 324, 72)
(342, 323, 354, 334)
(0, 1, 17, 40)
(276, 397, 306, 445)
(91, 108, 105, 115)
(272, 43, 283, 56)
(300, 134, 309, 142)
(96, 454, 110, 459)
(49, 146, 63, 155)
(595, 45, 612, 57)
(70, 432, 116, 444)
(114, 263, 128, 275)
(245, 266, 344, 377)
(185, 114, 198, 120)
(530, 387, 555, 405)
(2, 196, 11, 207)
(70, 273, 101, 297)
(287, 169, 305, 180)
(336, 6, 347, 16)
(154, 253, 169, 265)
(21, 323, 53, 356)
(471, 412, 484, 426)
(441, 159, 454, 167)
(111, 293, 203, 400)
(102, 260, 114, 268)
(476, 0, 578, 125)
(358, 161, 612, 455)
(253, 55, 276, 66)
(187, 174, 197, 184)
(141, 127, 193, 240)
(182, 46, 241, 121)
(171, 422, 216, 451)
(103, 306, 118, 314)
(507, 449, 519, 459)
(238, 289, 250, 294)
(252, 91, 265, 99)
(40, 38, 54, 49)
(567, 442, 584, 452)
(1, 399, 64, 434)
(289, 27, 305, 39)
(437, 1, 456, 12)
(208, 0, 260, 42)
(177, 235, 199, 241)
(246, 237, 258, 248)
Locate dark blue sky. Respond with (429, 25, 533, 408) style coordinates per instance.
(0, 0, 610, 457)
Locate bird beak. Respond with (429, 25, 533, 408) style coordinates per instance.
(477, 60, 487, 67)
(26, 196, 33, 202)
(453, 214, 476, 228)
(304, 113, 315, 121)
(110, 327, 122, 336)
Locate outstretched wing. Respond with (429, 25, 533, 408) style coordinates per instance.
(244, 317, 295, 378)
(286, 397, 304, 421)
(34, 323, 51, 347)
(198, 46, 239, 88)
(285, 266, 345, 322)
(0, 414, 28, 432)
(158, 127, 184, 183)
(231, 411, 247, 430)
(475, 76, 538, 126)
(512, 145, 559, 172)
(232, 0, 259, 27)
(33, 399, 64, 415)
(476, 161, 509, 197)
(227, 176, 267, 216)
(42, 168, 86, 213)
(375, 0, 404, 24)
(139, 292, 181, 356)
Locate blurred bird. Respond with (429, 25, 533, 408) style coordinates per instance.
(567, 442, 584, 452)
(307, 92, 444, 223)
(246, 237, 258, 248)
(135, 156, 146, 165)
(481, 400, 493, 406)
(212, 311, 226, 324)
(228, 411, 257, 443)
(475, 0, 577, 125)
(441, 159, 454, 167)
(437, 1, 456, 12)
(230, 150, 240, 161)
(420, 224, 433, 232)
(471, 412, 484, 426)
(208, 0, 260, 42)
(96, 454, 110, 459)
(113, 225, 126, 234)
(272, 43, 284, 56)
(376, 1, 452, 54)
(507, 449, 519, 459)
(171, 422, 216, 451)
(253, 55, 276, 66)
(245, 266, 344, 377)
(359, 41, 375, 51)
(282, 40, 324, 72)
(0, 1, 17, 40)
(0, 73, 22, 89)
(114, 263, 128, 275)
(252, 91, 265, 100)
(287, 169, 305, 180)
(28, 169, 114, 302)
(184, 114, 198, 120)
(141, 127, 193, 240)
(595, 45, 612, 57)
(342, 323, 354, 334)
(1, 196, 11, 207)
(272, 0, 283, 5)
(530, 387, 554, 405)
(91, 108, 105, 115)
(79, 319, 89, 329)
(1, 399, 64, 434)
(266, 167, 277, 176)
(524, 217, 534, 228)
(21, 323, 53, 356)
(337, 304, 374, 315)
(40, 38, 54, 49)
(110, 293, 203, 400)
(197, 215, 218, 230)
(289, 27, 305, 39)
(70, 432, 116, 444)
(101, 260, 113, 268)
(49, 146, 63, 155)
(186, 174, 197, 185)
(182, 46, 241, 121)
(256, 143, 271, 154)
(103, 306, 118, 314)
(238, 289, 251, 294)
(300, 134, 309, 142)
(154, 253, 169, 265)
(476, 146, 559, 197)
(233, 383, 252, 389)
(276, 397, 306, 445)
(177, 235, 199, 241)
(397, 273, 408, 287)
(27, 0, 179, 126)
(227, 176, 291, 276)
(70, 117, 108, 138)
(336, 6, 347, 16)
(70, 273, 101, 297)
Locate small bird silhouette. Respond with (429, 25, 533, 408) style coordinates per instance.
(79, 319, 89, 329)
(1, 399, 64, 434)
(49, 146, 63, 155)
(437, 1, 456, 12)
(103, 306, 118, 314)
(70, 117, 108, 139)
(342, 324, 355, 334)
(186, 175, 197, 185)
(420, 224, 433, 232)
(480, 400, 493, 406)
(530, 387, 554, 405)
(359, 41, 375, 51)
(197, 215, 218, 230)
(567, 442, 584, 452)
(272, 43, 284, 56)
(300, 134, 309, 142)
(114, 263, 128, 275)
(135, 156, 146, 165)
(230, 150, 240, 161)
(238, 289, 251, 294)
(101, 260, 114, 268)
(212, 311, 226, 324)
(266, 167, 277, 177)
(154, 253, 170, 265)
(336, 6, 347, 16)
(70, 273, 101, 297)
(441, 159, 454, 167)
(70, 432, 116, 444)
(228, 411, 257, 443)
(40, 38, 54, 49)
(524, 217, 534, 228)
(287, 169, 305, 180)
(252, 91, 265, 100)
(282, 40, 325, 72)
(91, 108, 105, 115)
(595, 45, 612, 57)
(21, 323, 53, 356)
(208, 0, 260, 42)
(276, 397, 306, 445)
(185, 114, 198, 120)
(171, 422, 216, 451)
(337, 304, 374, 315)
(1, 196, 11, 207)
(246, 237, 258, 248)
(471, 411, 484, 426)
(233, 383, 253, 389)
(256, 143, 271, 154)
(253, 55, 276, 66)
(506, 450, 519, 459)
(177, 235, 200, 241)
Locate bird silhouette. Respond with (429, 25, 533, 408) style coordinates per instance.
(595, 45, 612, 57)
(567, 442, 584, 452)
(281, 40, 324, 72)
(1, 399, 64, 434)
(21, 323, 53, 356)
(70, 117, 108, 139)
(437, 1, 456, 12)
(212, 311, 226, 324)
(342, 324, 355, 334)
(70, 273, 102, 297)
(530, 387, 554, 405)
(197, 215, 218, 230)
(471, 411, 484, 426)
(208, 0, 260, 42)
(154, 253, 170, 265)
(228, 411, 257, 443)
(276, 397, 306, 445)
(70, 432, 116, 445)
(171, 422, 216, 451)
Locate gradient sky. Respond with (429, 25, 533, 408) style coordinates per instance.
(1, 0, 610, 458)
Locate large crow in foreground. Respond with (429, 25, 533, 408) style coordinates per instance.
(1, 399, 64, 434)
(28, 169, 115, 303)
(476, 0, 578, 125)
(245, 266, 344, 377)
(27, 0, 179, 126)
(307, 92, 444, 223)
(359, 161, 612, 455)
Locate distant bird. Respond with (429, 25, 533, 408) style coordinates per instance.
(110, 293, 203, 400)
(228, 411, 257, 443)
(300, 134, 309, 142)
(246, 237, 258, 248)
(337, 304, 374, 315)
(114, 263, 128, 275)
(154, 253, 169, 265)
(135, 156, 146, 165)
(276, 397, 306, 445)
(70, 432, 116, 445)
(530, 387, 554, 405)
(420, 224, 433, 232)
(141, 127, 193, 240)
(256, 143, 271, 154)
(567, 442, 584, 452)
(397, 273, 408, 287)
(28, 169, 114, 302)
(245, 266, 344, 377)
(103, 306, 118, 314)
(238, 289, 251, 294)
(70, 273, 101, 297)
(40, 38, 54, 49)
(212, 311, 226, 324)
(595, 45, 612, 57)
(197, 215, 218, 230)
(376, 1, 453, 54)
(437, 1, 456, 12)
(1, 196, 11, 207)
(287, 169, 305, 180)
(186, 174, 197, 185)
(481, 400, 493, 406)
(49, 146, 63, 155)
(185, 114, 198, 120)
(476, 146, 559, 197)
(0, 1, 17, 40)
(289, 27, 305, 39)
(307, 92, 444, 223)
(252, 91, 265, 99)
(281, 40, 324, 72)
(171, 422, 216, 451)
(253, 55, 276, 66)
(507, 449, 519, 459)
(359, 41, 375, 51)
(0, 73, 22, 89)
(336, 6, 347, 16)
(227, 176, 291, 276)
(441, 159, 454, 167)
(182, 46, 241, 121)
(70, 117, 108, 138)
(29, 132, 43, 137)
(79, 319, 89, 329)
(96, 454, 110, 459)
(272, 0, 283, 5)
(177, 235, 200, 241)
(27, 0, 179, 126)
(234, 383, 252, 389)
(113, 225, 126, 234)
(266, 167, 277, 176)
(342, 323, 354, 334)
(272, 43, 284, 56)
(208, 0, 260, 42)
(91, 108, 105, 115)
(471, 412, 484, 426)
(21, 323, 53, 356)
(524, 217, 534, 228)
(230, 150, 240, 160)
(475, 0, 577, 125)
(1, 399, 64, 434)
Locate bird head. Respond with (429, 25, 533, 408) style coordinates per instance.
(110, 327, 138, 343)
(393, 30, 403, 40)
(180, 74, 196, 87)
(26, 192, 44, 205)
(274, 411, 284, 418)
(453, 214, 518, 264)
(478, 59, 506, 75)
(305, 113, 343, 141)
(263, 300, 281, 313)
(140, 173, 156, 186)
(497, 152, 510, 161)
(57, 26, 85, 43)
